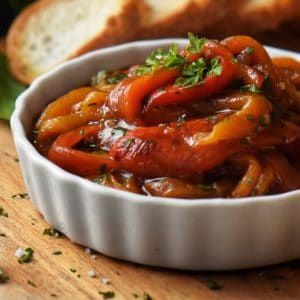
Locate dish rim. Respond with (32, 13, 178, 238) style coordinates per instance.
(10, 38, 300, 207)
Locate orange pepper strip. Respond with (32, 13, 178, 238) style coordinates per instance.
(36, 87, 97, 127)
(106, 68, 180, 124)
(221, 36, 279, 92)
(36, 91, 107, 147)
(144, 178, 218, 198)
(48, 126, 119, 176)
(231, 154, 262, 198)
(198, 93, 271, 145)
(144, 40, 238, 113)
(261, 151, 300, 192)
(252, 165, 275, 196)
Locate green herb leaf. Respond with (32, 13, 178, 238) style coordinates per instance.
(123, 138, 135, 149)
(207, 57, 222, 76)
(12, 193, 29, 199)
(197, 183, 215, 190)
(106, 74, 127, 84)
(240, 84, 262, 94)
(207, 279, 221, 290)
(175, 57, 207, 87)
(143, 293, 153, 300)
(53, 251, 62, 255)
(187, 32, 206, 54)
(0, 53, 26, 120)
(135, 44, 185, 76)
(111, 126, 128, 136)
(246, 114, 255, 122)
(43, 228, 62, 238)
(0, 233, 6, 237)
(245, 46, 254, 55)
(19, 248, 34, 263)
(98, 291, 115, 299)
(69, 268, 76, 273)
(27, 280, 37, 287)
(0, 206, 8, 217)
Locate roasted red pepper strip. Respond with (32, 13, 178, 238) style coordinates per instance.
(106, 68, 180, 124)
(48, 126, 118, 176)
(144, 40, 238, 113)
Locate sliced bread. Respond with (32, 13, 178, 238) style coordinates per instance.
(138, 0, 235, 38)
(7, 0, 146, 84)
(204, 0, 300, 37)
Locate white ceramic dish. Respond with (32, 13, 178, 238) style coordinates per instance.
(10, 39, 300, 270)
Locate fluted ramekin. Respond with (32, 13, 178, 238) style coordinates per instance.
(10, 39, 300, 270)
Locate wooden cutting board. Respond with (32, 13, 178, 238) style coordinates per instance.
(1, 120, 300, 299)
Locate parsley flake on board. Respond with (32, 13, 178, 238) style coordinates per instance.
(12, 193, 29, 199)
(0, 206, 8, 217)
(43, 228, 62, 238)
(53, 251, 62, 255)
(0, 269, 9, 283)
(143, 293, 153, 300)
(98, 290, 115, 299)
(18, 248, 34, 263)
(27, 280, 37, 287)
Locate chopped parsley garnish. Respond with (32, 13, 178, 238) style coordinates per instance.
(207, 279, 221, 290)
(111, 126, 128, 136)
(98, 291, 115, 299)
(12, 193, 29, 199)
(187, 32, 206, 54)
(135, 44, 185, 76)
(123, 138, 135, 149)
(245, 176, 254, 186)
(175, 57, 206, 87)
(240, 84, 262, 94)
(259, 115, 268, 126)
(197, 183, 215, 190)
(0, 269, 9, 283)
(99, 164, 106, 174)
(27, 280, 37, 287)
(43, 228, 62, 238)
(177, 114, 187, 125)
(246, 114, 255, 122)
(207, 57, 222, 76)
(106, 73, 127, 84)
(0, 206, 8, 217)
(69, 268, 76, 273)
(0, 233, 6, 237)
(245, 46, 254, 55)
(53, 251, 62, 255)
(175, 56, 222, 87)
(18, 248, 34, 263)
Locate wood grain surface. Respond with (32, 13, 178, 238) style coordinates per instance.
(2, 118, 300, 300)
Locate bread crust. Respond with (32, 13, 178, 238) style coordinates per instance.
(7, 0, 147, 84)
(204, 0, 300, 38)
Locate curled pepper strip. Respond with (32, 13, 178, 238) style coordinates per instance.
(106, 68, 180, 124)
(110, 116, 245, 177)
(35, 91, 107, 154)
(48, 126, 118, 176)
(36, 87, 97, 127)
(198, 92, 271, 145)
(231, 154, 262, 198)
(144, 40, 238, 113)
